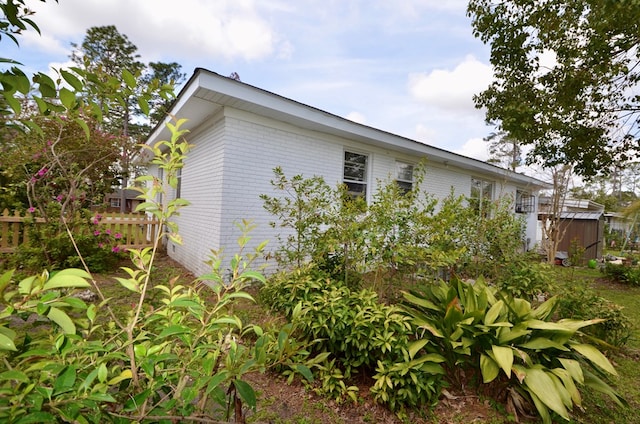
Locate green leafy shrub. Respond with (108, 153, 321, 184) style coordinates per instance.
(403, 277, 625, 424)
(260, 269, 446, 411)
(0, 119, 316, 423)
(602, 262, 640, 286)
(556, 281, 632, 347)
(12, 207, 126, 273)
(259, 265, 331, 317)
(495, 255, 556, 300)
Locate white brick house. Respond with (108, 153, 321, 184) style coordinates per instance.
(145, 68, 548, 277)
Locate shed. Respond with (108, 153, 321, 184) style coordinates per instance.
(558, 211, 604, 263)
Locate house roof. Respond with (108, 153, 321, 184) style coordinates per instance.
(146, 68, 549, 189)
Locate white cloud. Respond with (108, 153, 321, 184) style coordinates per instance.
(345, 111, 367, 124)
(26, 0, 284, 63)
(414, 123, 437, 144)
(453, 137, 490, 161)
(408, 55, 493, 115)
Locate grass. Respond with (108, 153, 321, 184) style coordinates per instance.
(560, 267, 640, 424)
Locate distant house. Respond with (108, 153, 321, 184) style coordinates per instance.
(103, 189, 143, 213)
(144, 68, 549, 276)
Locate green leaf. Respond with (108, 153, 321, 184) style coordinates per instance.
(491, 345, 513, 378)
(233, 379, 257, 409)
(480, 353, 500, 383)
(0, 370, 29, 382)
(3, 92, 21, 114)
(158, 325, 190, 338)
(87, 393, 117, 402)
(0, 332, 17, 351)
(75, 117, 90, 139)
(15, 412, 56, 424)
(484, 299, 504, 325)
(524, 367, 569, 420)
(240, 270, 266, 284)
(583, 370, 627, 407)
(53, 365, 76, 395)
(47, 307, 76, 334)
(98, 363, 108, 383)
(43, 269, 91, 291)
(403, 291, 439, 310)
(61, 69, 83, 90)
(571, 343, 617, 375)
(122, 69, 136, 89)
(18, 275, 37, 294)
(408, 339, 429, 359)
(34, 72, 57, 97)
(61, 297, 87, 309)
(87, 304, 97, 323)
(295, 364, 314, 382)
(59, 87, 75, 109)
(137, 96, 150, 116)
(551, 367, 581, 406)
(558, 358, 584, 384)
(115, 277, 140, 293)
(107, 369, 132, 385)
(518, 337, 570, 351)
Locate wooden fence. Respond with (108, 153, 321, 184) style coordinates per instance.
(0, 209, 161, 253)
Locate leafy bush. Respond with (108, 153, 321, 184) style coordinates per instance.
(602, 262, 640, 286)
(402, 277, 625, 424)
(260, 269, 446, 410)
(494, 255, 556, 300)
(556, 281, 632, 347)
(0, 119, 316, 423)
(12, 206, 126, 273)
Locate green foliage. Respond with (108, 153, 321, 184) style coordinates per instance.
(261, 270, 445, 411)
(468, 0, 640, 176)
(403, 277, 625, 424)
(260, 167, 333, 268)
(601, 262, 640, 287)
(11, 206, 126, 273)
(569, 238, 586, 268)
(555, 281, 632, 348)
(263, 169, 529, 292)
(494, 255, 556, 301)
(0, 118, 316, 422)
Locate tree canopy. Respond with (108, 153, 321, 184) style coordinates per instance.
(467, 0, 640, 177)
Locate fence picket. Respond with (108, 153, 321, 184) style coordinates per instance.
(0, 209, 160, 253)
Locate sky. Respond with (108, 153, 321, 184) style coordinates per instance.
(4, 0, 497, 161)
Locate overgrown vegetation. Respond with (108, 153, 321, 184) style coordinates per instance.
(258, 169, 630, 423)
(0, 121, 316, 423)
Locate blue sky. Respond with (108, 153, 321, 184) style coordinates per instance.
(5, 0, 496, 160)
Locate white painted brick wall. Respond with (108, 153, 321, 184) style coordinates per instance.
(155, 106, 541, 276)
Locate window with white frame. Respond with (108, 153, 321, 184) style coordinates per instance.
(176, 168, 182, 199)
(157, 168, 164, 205)
(110, 198, 121, 208)
(470, 178, 493, 215)
(343, 151, 368, 198)
(395, 161, 414, 194)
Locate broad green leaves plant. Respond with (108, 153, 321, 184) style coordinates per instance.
(403, 277, 626, 423)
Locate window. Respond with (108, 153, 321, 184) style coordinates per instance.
(110, 198, 121, 208)
(470, 178, 493, 215)
(515, 190, 534, 214)
(395, 161, 414, 194)
(343, 151, 368, 198)
(176, 168, 182, 199)
(157, 168, 164, 205)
